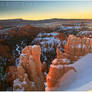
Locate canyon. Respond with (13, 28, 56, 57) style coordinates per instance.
(0, 21, 92, 91)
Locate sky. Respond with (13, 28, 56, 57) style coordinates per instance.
(0, 1, 92, 20)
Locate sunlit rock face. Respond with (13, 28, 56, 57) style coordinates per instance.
(64, 35, 92, 61)
(13, 45, 45, 91)
(46, 48, 76, 89)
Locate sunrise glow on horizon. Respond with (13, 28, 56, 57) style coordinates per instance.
(0, 1, 92, 20)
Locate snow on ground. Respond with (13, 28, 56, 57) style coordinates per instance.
(75, 81, 92, 91)
(78, 31, 92, 36)
(60, 26, 73, 30)
(32, 32, 64, 52)
(49, 54, 92, 91)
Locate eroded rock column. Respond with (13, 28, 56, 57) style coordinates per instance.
(46, 47, 76, 89)
(13, 45, 45, 91)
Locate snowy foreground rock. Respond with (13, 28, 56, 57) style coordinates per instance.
(46, 53, 92, 91)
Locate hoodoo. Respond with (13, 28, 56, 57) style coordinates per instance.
(46, 47, 77, 89)
(13, 45, 45, 91)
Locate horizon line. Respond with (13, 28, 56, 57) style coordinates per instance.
(0, 18, 92, 21)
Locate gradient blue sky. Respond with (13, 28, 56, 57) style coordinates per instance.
(0, 1, 92, 20)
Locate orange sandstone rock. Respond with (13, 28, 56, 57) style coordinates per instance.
(13, 45, 45, 91)
(64, 35, 92, 61)
(46, 47, 76, 88)
(56, 47, 63, 59)
(46, 59, 76, 88)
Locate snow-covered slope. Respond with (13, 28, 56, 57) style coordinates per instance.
(54, 54, 92, 91)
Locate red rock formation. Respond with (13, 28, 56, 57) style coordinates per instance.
(13, 45, 45, 91)
(47, 63, 76, 88)
(46, 48, 76, 88)
(64, 35, 92, 61)
(56, 47, 64, 59)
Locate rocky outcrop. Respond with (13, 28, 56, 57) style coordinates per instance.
(46, 48, 77, 89)
(64, 35, 92, 61)
(13, 45, 45, 91)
